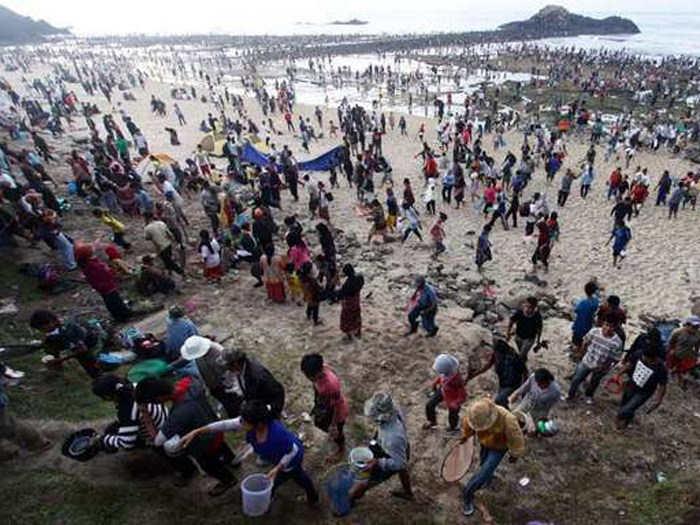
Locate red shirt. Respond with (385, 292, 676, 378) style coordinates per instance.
(313, 367, 349, 423)
(81, 257, 118, 295)
(433, 373, 467, 409)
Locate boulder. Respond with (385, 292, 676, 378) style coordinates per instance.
(456, 322, 493, 352)
(683, 146, 699, 164)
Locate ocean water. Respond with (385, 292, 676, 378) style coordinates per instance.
(198, 10, 700, 58)
(538, 13, 700, 57)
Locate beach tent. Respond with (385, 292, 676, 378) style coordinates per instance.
(199, 133, 227, 156)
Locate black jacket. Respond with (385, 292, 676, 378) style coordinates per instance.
(241, 358, 285, 418)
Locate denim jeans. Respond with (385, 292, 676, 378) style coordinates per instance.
(463, 447, 506, 504)
(567, 362, 608, 399)
(617, 386, 653, 423)
(54, 232, 76, 270)
(494, 386, 517, 409)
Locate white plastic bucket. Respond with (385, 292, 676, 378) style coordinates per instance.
(241, 473, 273, 517)
(349, 447, 373, 480)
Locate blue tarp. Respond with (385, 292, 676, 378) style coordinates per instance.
(241, 143, 272, 167)
(240, 143, 343, 172)
(298, 146, 343, 172)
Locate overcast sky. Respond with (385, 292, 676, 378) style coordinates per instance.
(4, 0, 696, 35)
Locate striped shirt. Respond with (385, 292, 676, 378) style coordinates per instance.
(582, 328, 623, 369)
(102, 397, 168, 451)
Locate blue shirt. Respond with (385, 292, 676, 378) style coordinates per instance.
(247, 420, 303, 471)
(612, 226, 631, 251)
(136, 190, 153, 214)
(572, 296, 600, 339)
(417, 284, 438, 313)
(165, 318, 198, 360)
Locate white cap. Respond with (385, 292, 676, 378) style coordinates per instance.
(180, 336, 212, 361)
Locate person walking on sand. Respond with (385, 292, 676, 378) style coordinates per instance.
(430, 212, 447, 259)
(570, 281, 600, 360)
(607, 220, 631, 268)
(531, 218, 552, 272)
(406, 275, 438, 337)
(475, 224, 493, 272)
(459, 398, 524, 517)
(336, 264, 365, 341)
(301, 353, 349, 451)
(506, 297, 543, 362)
(423, 353, 467, 432)
(400, 201, 423, 243)
(566, 316, 623, 405)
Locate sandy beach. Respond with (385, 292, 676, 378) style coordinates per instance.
(1, 26, 700, 523)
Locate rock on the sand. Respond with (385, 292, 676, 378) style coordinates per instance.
(456, 322, 493, 351)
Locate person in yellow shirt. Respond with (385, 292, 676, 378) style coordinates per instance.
(92, 208, 131, 250)
(459, 398, 525, 517)
(284, 262, 304, 306)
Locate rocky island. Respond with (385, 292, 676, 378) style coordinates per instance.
(329, 19, 368, 26)
(0, 4, 69, 45)
(499, 5, 640, 37)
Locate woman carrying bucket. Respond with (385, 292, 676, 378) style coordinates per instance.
(179, 400, 319, 507)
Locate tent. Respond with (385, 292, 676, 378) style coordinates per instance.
(199, 133, 229, 157)
(298, 146, 343, 172)
(135, 154, 175, 182)
(240, 144, 343, 173)
(241, 143, 272, 167)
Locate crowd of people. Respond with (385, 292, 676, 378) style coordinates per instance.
(0, 36, 699, 521)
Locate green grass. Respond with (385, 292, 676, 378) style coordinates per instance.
(0, 467, 134, 525)
(8, 353, 113, 422)
(623, 479, 697, 525)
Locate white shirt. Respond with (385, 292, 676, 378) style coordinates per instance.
(162, 180, 183, 206)
(200, 239, 221, 268)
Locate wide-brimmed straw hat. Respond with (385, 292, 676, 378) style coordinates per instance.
(465, 398, 499, 432)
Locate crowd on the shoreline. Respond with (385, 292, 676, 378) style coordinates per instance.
(1, 42, 699, 520)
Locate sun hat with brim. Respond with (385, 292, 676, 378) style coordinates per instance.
(127, 358, 171, 384)
(181, 336, 212, 361)
(465, 398, 499, 432)
(364, 393, 396, 423)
